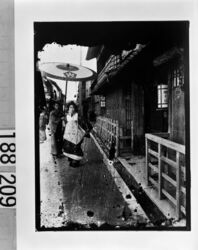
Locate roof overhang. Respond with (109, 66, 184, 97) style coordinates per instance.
(86, 46, 101, 60)
(91, 44, 148, 94)
(34, 21, 188, 54)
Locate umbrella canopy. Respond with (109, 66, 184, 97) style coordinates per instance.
(39, 62, 97, 82)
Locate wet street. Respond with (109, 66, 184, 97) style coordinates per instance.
(39, 130, 149, 230)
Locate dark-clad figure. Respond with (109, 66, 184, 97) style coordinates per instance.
(39, 107, 48, 143)
(49, 102, 64, 157)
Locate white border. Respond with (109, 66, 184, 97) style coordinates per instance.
(15, 0, 198, 249)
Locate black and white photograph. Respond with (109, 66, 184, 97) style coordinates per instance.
(0, 0, 198, 249)
(34, 21, 190, 231)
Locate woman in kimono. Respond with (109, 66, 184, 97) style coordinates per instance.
(63, 101, 85, 167)
(49, 102, 64, 157)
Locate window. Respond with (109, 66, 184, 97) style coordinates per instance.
(157, 84, 168, 109)
(100, 96, 106, 107)
(171, 65, 184, 88)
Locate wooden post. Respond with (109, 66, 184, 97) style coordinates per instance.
(158, 143, 162, 199)
(145, 135, 149, 186)
(101, 119, 103, 139)
(131, 120, 134, 152)
(120, 127, 123, 152)
(115, 120, 119, 157)
(176, 151, 181, 220)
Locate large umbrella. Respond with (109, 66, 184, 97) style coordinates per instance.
(39, 62, 97, 106)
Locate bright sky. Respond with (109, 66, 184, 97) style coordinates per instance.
(38, 43, 97, 101)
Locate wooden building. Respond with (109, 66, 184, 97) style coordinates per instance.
(87, 40, 187, 156)
(86, 26, 188, 220)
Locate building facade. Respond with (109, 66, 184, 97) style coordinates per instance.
(86, 24, 188, 220)
(87, 42, 187, 155)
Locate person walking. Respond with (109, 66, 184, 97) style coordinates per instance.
(62, 101, 85, 167)
(49, 102, 64, 157)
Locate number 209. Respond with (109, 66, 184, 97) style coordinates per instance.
(0, 174, 16, 208)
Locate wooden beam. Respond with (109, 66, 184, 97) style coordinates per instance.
(181, 205, 186, 215)
(158, 144, 162, 199)
(176, 151, 181, 220)
(145, 133, 185, 154)
(131, 120, 134, 152)
(162, 173, 176, 187)
(115, 120, 119, 157)
(149, 163, 158, 173)
(145, 137, 149, 186)
(148, 148, 159, 158)
(162, 189, 177, 206)
(153, 47, 183, 67)
(149, 177, 158, 188)
(181, 186, 186, 195)
(161, 156, 177, 169)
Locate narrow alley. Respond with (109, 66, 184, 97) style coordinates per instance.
(39, 129, 150, 230)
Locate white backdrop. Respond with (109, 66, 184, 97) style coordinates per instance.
(15, 0, 198, 249)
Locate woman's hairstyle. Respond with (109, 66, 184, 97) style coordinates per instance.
(66, 101, 78, 112)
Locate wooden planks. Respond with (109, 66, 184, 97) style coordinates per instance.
(158, 143, 162, 199)
(146, 133, 185, 154)
(148, 148, 158, 158)
(95, 116, 119, 155)
(149, 163, 158, 173)
(162, 173, 176, 187)
(145, 133, 186, 219)
(149, 177, 158, 188)
(161, 156, 177, 168)
(176, 151, 181, 219)
(162, 189, 177, 206)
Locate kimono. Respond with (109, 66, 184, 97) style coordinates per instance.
(39, 111, 48, 142)
(63, 113, 85, 161)
(49, 109, 63, 156)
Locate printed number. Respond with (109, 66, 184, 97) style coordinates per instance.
(0, 197, 16, 207)
(0, 143, 15, 153)
(0, 143, 16, 165)
(0, 186, 16, 195)
(0, 174, 16, 184)
(0, 154, 15, 164)
(0, 174, 16, 208)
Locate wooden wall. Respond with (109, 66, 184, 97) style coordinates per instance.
(105, 80, 145, 155)
(169, 86, 185, 145)
(168, 59, 185, 145)
(131, 82, 145, 154)
(99, 47, 186, 156)
(105, 86, 125, 127)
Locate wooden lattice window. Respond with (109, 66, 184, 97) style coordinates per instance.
(170, 65, 184, 88)
(157, 84, 168, 109)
